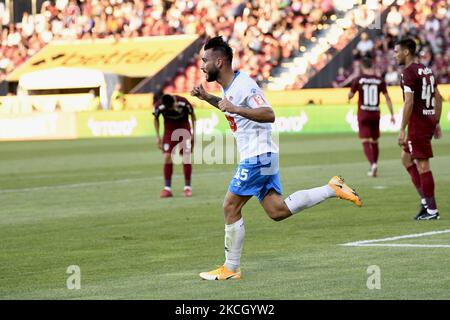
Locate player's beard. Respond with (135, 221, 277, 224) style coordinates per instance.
(396, 54, 405, 66)
(206, 68, 219, 82)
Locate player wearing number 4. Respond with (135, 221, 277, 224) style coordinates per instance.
(191, 36, 362, 281)
(395, 38, 443, 220)
(348, 57, 395, 177)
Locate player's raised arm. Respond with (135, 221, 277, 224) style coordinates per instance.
(191, 84, 221, 109)
(218, 97, 275, 123)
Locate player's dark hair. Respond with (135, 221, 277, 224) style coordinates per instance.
(361, 57, 373, 69)
(396, 38, 417, 55)
(162, 94, 174, 107)
(204, 36, 233, 64)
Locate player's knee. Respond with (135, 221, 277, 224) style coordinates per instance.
(265, 205, 289, 222)
(223, 200, 238, 216)
(270, 214, 284, 222)
(416, 160, 430, 173)
(163, 153, 173, 164)
(401, 152, 412, 168)
(267, 211, 284, 222)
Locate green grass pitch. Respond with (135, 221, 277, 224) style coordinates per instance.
(1, 131, 449, 299)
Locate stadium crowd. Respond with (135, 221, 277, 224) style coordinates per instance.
(0, 0, 449, 89)
(336, 0, 449, 87)
(0, 0, 338, 88)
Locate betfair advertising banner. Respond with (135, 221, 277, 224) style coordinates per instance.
(6, 35, 199, 81)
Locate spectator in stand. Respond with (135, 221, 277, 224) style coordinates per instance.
(384, 65, 400, 85)
(355, 32, 374, 58)
(385, 5, 403, 37)
(345, 0, 449, 88)
(332, 67, 349, 88)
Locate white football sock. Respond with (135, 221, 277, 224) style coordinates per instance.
(421, 198, 427, 208)
(224, 217, 245, 272)
(284, 185, 336, 214)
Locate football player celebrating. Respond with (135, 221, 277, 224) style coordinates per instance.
(191, 36, 362, 280)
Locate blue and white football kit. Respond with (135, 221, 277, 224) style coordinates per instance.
(199, 67, 360, 281)
(222, 71, 281, 201)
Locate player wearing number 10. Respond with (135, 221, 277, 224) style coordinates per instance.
(348, 57, 395, 178)
(191, 36, 362, 280)
(395, 38, 443, 220)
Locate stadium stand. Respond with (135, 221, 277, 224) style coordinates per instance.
(0, 0, 449, 91)
(340, 0, 449, 87)
(0, 0, 351, 89)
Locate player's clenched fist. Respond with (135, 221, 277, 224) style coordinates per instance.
(191, 84, 208, 100)
(218, 97, 237, 113)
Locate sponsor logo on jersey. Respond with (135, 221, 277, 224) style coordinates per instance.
(423, 109, 435, 115)
(252, 94, 266, 106)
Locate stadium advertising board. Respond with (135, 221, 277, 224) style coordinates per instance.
(1, 98, 448, 141)
(6, 35, 199, 81)
(195, 103, 450, 134)
(76, 111, 154, 138)
(0, 112, 76, 141)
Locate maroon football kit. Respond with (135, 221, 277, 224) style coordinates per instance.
(400, 62, 437, 159)
(153, 95, 193, 154)
(350, 74, 388, 140)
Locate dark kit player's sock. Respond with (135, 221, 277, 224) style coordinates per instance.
(362, 142, 374, 164)
(371, 143, 379, 163)
(183, 163, 192, 187)
(406, 164, 424, 198)
(420, 171, 437, 211)
(164, 163, 173, 188)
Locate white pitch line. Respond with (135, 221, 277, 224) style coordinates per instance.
(340, 229, 450, 248)
(343, 243, 450, 248)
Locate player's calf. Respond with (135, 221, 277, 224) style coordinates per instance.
(260, 190, 292, 221)
(222, 192, 251, 224)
